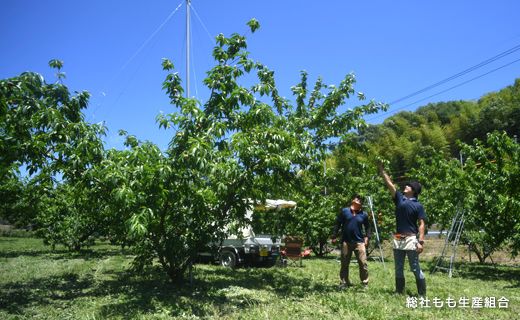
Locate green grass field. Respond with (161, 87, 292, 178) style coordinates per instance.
(1, 237, 518, 319)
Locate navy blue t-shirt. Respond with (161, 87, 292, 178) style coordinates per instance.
(394, 191, 426, 234)
(335, 208, 371, 243)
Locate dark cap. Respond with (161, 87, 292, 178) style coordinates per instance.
(406, 181, 422, 197)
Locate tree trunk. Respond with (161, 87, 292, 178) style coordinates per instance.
(166, 260, 189, 284)
(469, 243, 487, 263)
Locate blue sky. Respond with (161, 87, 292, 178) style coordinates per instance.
(2, 0, 520, 150)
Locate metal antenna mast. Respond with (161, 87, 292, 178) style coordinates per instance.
(186, 0, 192, 286)
(186, 0, 191, 98)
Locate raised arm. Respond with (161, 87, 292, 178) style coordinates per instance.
(378, 162, 396, 199)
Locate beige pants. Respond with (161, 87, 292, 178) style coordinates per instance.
(340, 242, 369, 285)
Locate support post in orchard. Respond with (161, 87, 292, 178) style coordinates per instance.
(367, 196, 385, 269)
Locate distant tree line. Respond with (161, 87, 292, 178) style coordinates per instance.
(359, 79, 520, 175)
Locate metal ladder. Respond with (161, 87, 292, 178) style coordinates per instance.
(430, 207, 465, 277)
(367, 196, 385, 269)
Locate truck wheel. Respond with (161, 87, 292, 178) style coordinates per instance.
(220, 251, 237, 269)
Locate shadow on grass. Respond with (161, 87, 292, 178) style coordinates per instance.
(306, 254, 340, 261)
(0, 272, 95, 315)
(426, 259, 520, 288)
(0, 262, 337, 318)
(0, 247, 124, 260)
(97, 266, 339, 318)
(0, 248, 69, 259)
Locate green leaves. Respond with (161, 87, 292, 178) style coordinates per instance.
(48, 59, 65, 81)
(48, 59, 63, 70)
(161, 58, 174, 71)
(129, 208, 154, 237)
(0, 60, 110, 250)
(411, 131, 520, 262)
(246, 18, 260, 33)
(162, 72, 184, 106)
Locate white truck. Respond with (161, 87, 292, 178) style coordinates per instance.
(199, 199, 297, 268)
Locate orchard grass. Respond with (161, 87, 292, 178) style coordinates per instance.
(1, 237, 518, 319)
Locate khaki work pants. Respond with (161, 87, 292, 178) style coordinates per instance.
(340, 242, 369, 285)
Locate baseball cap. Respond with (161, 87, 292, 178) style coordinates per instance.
(406, 181, 422, 196)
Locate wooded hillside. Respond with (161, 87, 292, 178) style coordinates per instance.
(357, 78, 520, 176)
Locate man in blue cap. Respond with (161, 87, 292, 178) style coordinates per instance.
(378, 164, 427, 297)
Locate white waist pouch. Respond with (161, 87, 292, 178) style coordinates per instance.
(392, 236, 417, 250)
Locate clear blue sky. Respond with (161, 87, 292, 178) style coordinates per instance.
(2, 0, 520, 150)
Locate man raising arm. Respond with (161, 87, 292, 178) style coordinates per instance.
(378, 162, 427, 296)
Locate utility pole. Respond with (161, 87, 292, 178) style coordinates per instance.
(186, 0, 191, 98)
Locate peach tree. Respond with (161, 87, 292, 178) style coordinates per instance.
(0, 61, 106, 248)
(411, 132, 520, 262)
(112, 20, 386, 281)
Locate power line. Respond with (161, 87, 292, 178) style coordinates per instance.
(367, 55, 520, 122)
(365, 43, 520, 123)
(410, 57, 519, 106)
(369, 57, 520, 122)
(388, 43, 520, 106)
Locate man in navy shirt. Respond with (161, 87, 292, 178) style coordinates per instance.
(379, 163, 427, 297)
(332, 194, 371, 289)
